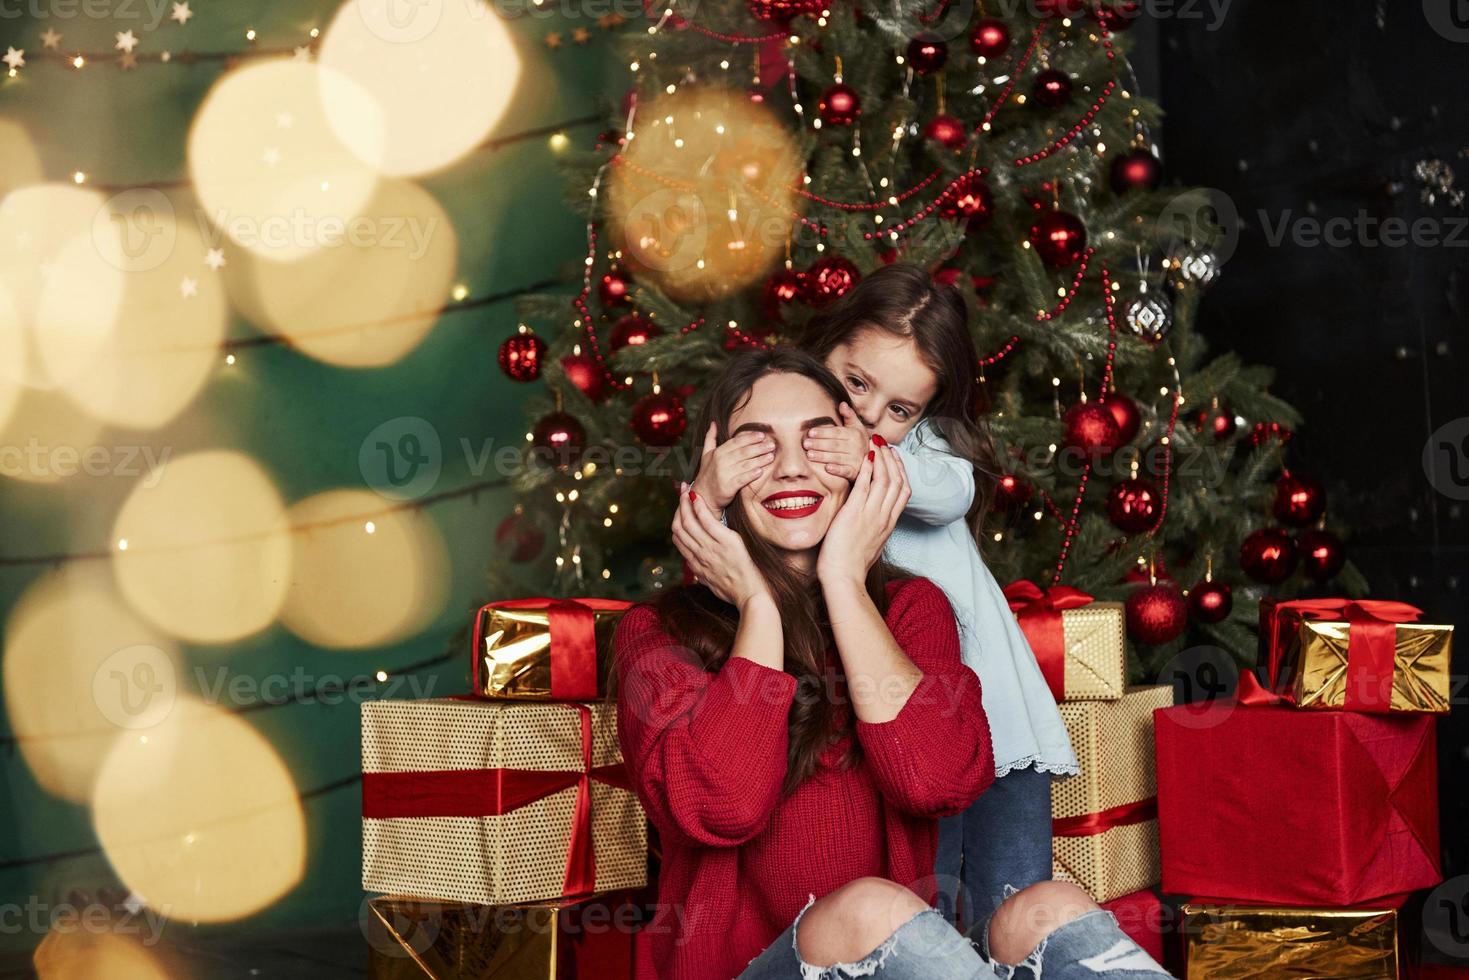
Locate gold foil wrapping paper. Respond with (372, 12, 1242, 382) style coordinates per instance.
(361, 699, 648, 906)
(1276, 617, 1453, 714)
(1051, 685, 1173, 903)
(368, 897, 563, 980)
(477, 603, 627, 700)
(1180, 900, 1402, 979)
(1058, 602, 1127, 701)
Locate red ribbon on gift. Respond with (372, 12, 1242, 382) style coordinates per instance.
(471, 597, 632, 701)
(1052, 796, 1158, 838)
(1261, 598, 1422, 712)
(1003, 581, 1095, 702)
(362, 703, 631, 900)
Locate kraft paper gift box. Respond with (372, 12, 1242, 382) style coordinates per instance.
(472, 598, 630, 701)
(1005, 582, 1127, 701)
(366, 893, 639, 980)
(1259, 596, 1452, 713)
(361, 698, 647, 906)
(1050, 685, 1174, 902)
(1154, 701, 1441, 905)
(1178, 894, 1410, 979)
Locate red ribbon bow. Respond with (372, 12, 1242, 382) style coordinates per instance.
(472, 597, 632, 701)
(1052, 797, 1158, 838)
(1003, 581, 1095, 702)
(1263, 598, 1422, 711)
(362, 703, 631, 900)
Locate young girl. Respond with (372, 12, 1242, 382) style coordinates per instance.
(689, 262, 1078, 932)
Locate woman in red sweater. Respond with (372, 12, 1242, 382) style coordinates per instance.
(614, 348, 1171, 980)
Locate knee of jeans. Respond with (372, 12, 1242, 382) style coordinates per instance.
(792, 904, 949, 980)
(985, 880, 1097, 966)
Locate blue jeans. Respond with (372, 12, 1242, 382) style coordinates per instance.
(936, 765, 1055, 932)
(736, 895, 1170, 979)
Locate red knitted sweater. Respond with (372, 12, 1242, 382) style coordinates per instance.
(613, 577, 995, 980)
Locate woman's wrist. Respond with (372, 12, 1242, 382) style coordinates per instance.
(817, 565, 868, 598)
(737, 588, 777, 617)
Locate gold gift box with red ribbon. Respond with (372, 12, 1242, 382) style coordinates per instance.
(1179, 896, 1407, 979)
(473, 598, 631, 701)
(1004, 582, 1126, 702)
(1260, 597, 1452, 713)
(361, 698, 647, 906)
(1051, 685, 1174, 903)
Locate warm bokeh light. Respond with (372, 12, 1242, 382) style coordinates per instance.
(60, 214, 227, 429)
(92, 696, 306, 924)
(608, 86, 804, 304)
(0, 183, 125, 390)
(187, 59, 383, 263)
(112, 450, 291, 643)
(33, 929, 180, 980)
(318, 0, 522, 176)
(0, 388, 106, 484)
(223, 178, 457, 367)
(280, 489, 449, 648)
(3, 565, 182, 802)
(0, 119, 45, 199)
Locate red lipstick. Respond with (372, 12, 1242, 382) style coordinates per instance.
(761, 489, 824, 520)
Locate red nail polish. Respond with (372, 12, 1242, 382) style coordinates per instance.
(871, 434, 887, 447)
(689, 490, 698, 501)
(867, 450, 875, 461)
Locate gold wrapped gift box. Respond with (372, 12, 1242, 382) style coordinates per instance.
(1180, 898, 1404, 979)
(1274, 616, 1452, 714)
(1051, 685, 1173, 903)
(474, 599, 630, 701)
(1056, 601, 1127, 701)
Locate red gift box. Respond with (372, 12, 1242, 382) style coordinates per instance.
(1154, 702, 1441, 906)
(1101, 889, 1165, 964)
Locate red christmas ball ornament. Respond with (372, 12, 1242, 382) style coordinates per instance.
(923, 113, 967, 151)
(598, 270, 632, 307)
(631, 390, 687, 447)
(994, 472, 1032, 512)
(531, 411, 586, 468)
(1298, 528, 1346, 581)
(1110, 149, 1162, 193)
(1063, 400, 1123, 454)
(804, 255, 861, 307)
(1093, 0, 1142, 31)
(969, 18, 1011, 58)
(747, 0, 821, 22)
(1249, 421, 1293, 446)
(609, 313, 660, 352)
(1103, 394, 1141, 445)
(1188, 579, 1233, 624)
(932, 267, 964, 287)
(906, 33, 948, 74)
(559, 353, 607, 402)
(1032, 69, 1073, 108)
(1123, 557, 1169, 583)
(1194, 405, 1237, 441)
(1239, 527, 1298, 584)
(762, 267, 806, 322)
(1273, 471, 1326, 527)
(1029, 210, 1088, 266)
(495, 512, 545, 563)
(818, 83, 861, 126)
(940, 172, 994, 227)
(1106, 477, 1162, 534)
(498, 332, 546, 383)
(1126, 582, 1188, 645)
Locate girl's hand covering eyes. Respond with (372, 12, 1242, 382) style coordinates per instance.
(802, 402, 870, 480)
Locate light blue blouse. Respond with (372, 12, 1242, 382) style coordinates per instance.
(886, 419, 1079, 779)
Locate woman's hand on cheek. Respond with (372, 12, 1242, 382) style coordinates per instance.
(815, 446, 911, 589)
(802, 402, 869, 480)
(672, 484, 774, 611)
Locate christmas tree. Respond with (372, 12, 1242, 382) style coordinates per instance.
(497, 0, 1366, 678)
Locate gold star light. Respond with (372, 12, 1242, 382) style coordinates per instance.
(115, 30, 139, 53)
(170, 1, 193, 24)
(39, 28, 61, 49)
(543, 31, 562, 49)
(597, 12, 626, 28)
(3, 47, 24, 72)
(572, 26, 590, 44)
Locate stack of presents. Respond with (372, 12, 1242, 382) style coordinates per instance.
(360, 591, 1457, 978)
(1011, 585, 1457, 978)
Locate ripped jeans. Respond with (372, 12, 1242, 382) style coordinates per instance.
(736, 892, 1171, 980)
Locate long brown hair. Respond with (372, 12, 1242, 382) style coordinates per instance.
(651, 347, 906, 795)
(800, 262, 1002, 544)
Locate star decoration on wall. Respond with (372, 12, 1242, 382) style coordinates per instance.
(3, 47, 24, 71)
(179, 276, 198, 298)
(543, 31, 562, 49)
(39, 28, 61, 49)
(572, 27, 590, 44)
(597, 12, 626, 28)
(204, 248, 226, 270)
(170, 1, 193, 24)
(115, 30, 139, 53)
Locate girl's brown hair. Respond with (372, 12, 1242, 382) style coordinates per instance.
(800, 262, 1002, 544)
(650, 347, 907, 795)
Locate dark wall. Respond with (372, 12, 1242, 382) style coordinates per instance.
(1152, 2, 1469, 879)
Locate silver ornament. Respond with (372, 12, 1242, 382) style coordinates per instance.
(1169, 248, 1220, 286)
(1123, 291, 1173, 342)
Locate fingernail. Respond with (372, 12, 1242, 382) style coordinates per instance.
(689, 490, 698, 501)
(867, 450, 875, 461)
(871, 434, 887, 447)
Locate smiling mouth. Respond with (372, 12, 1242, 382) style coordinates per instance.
(762, 491, 824, 519)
